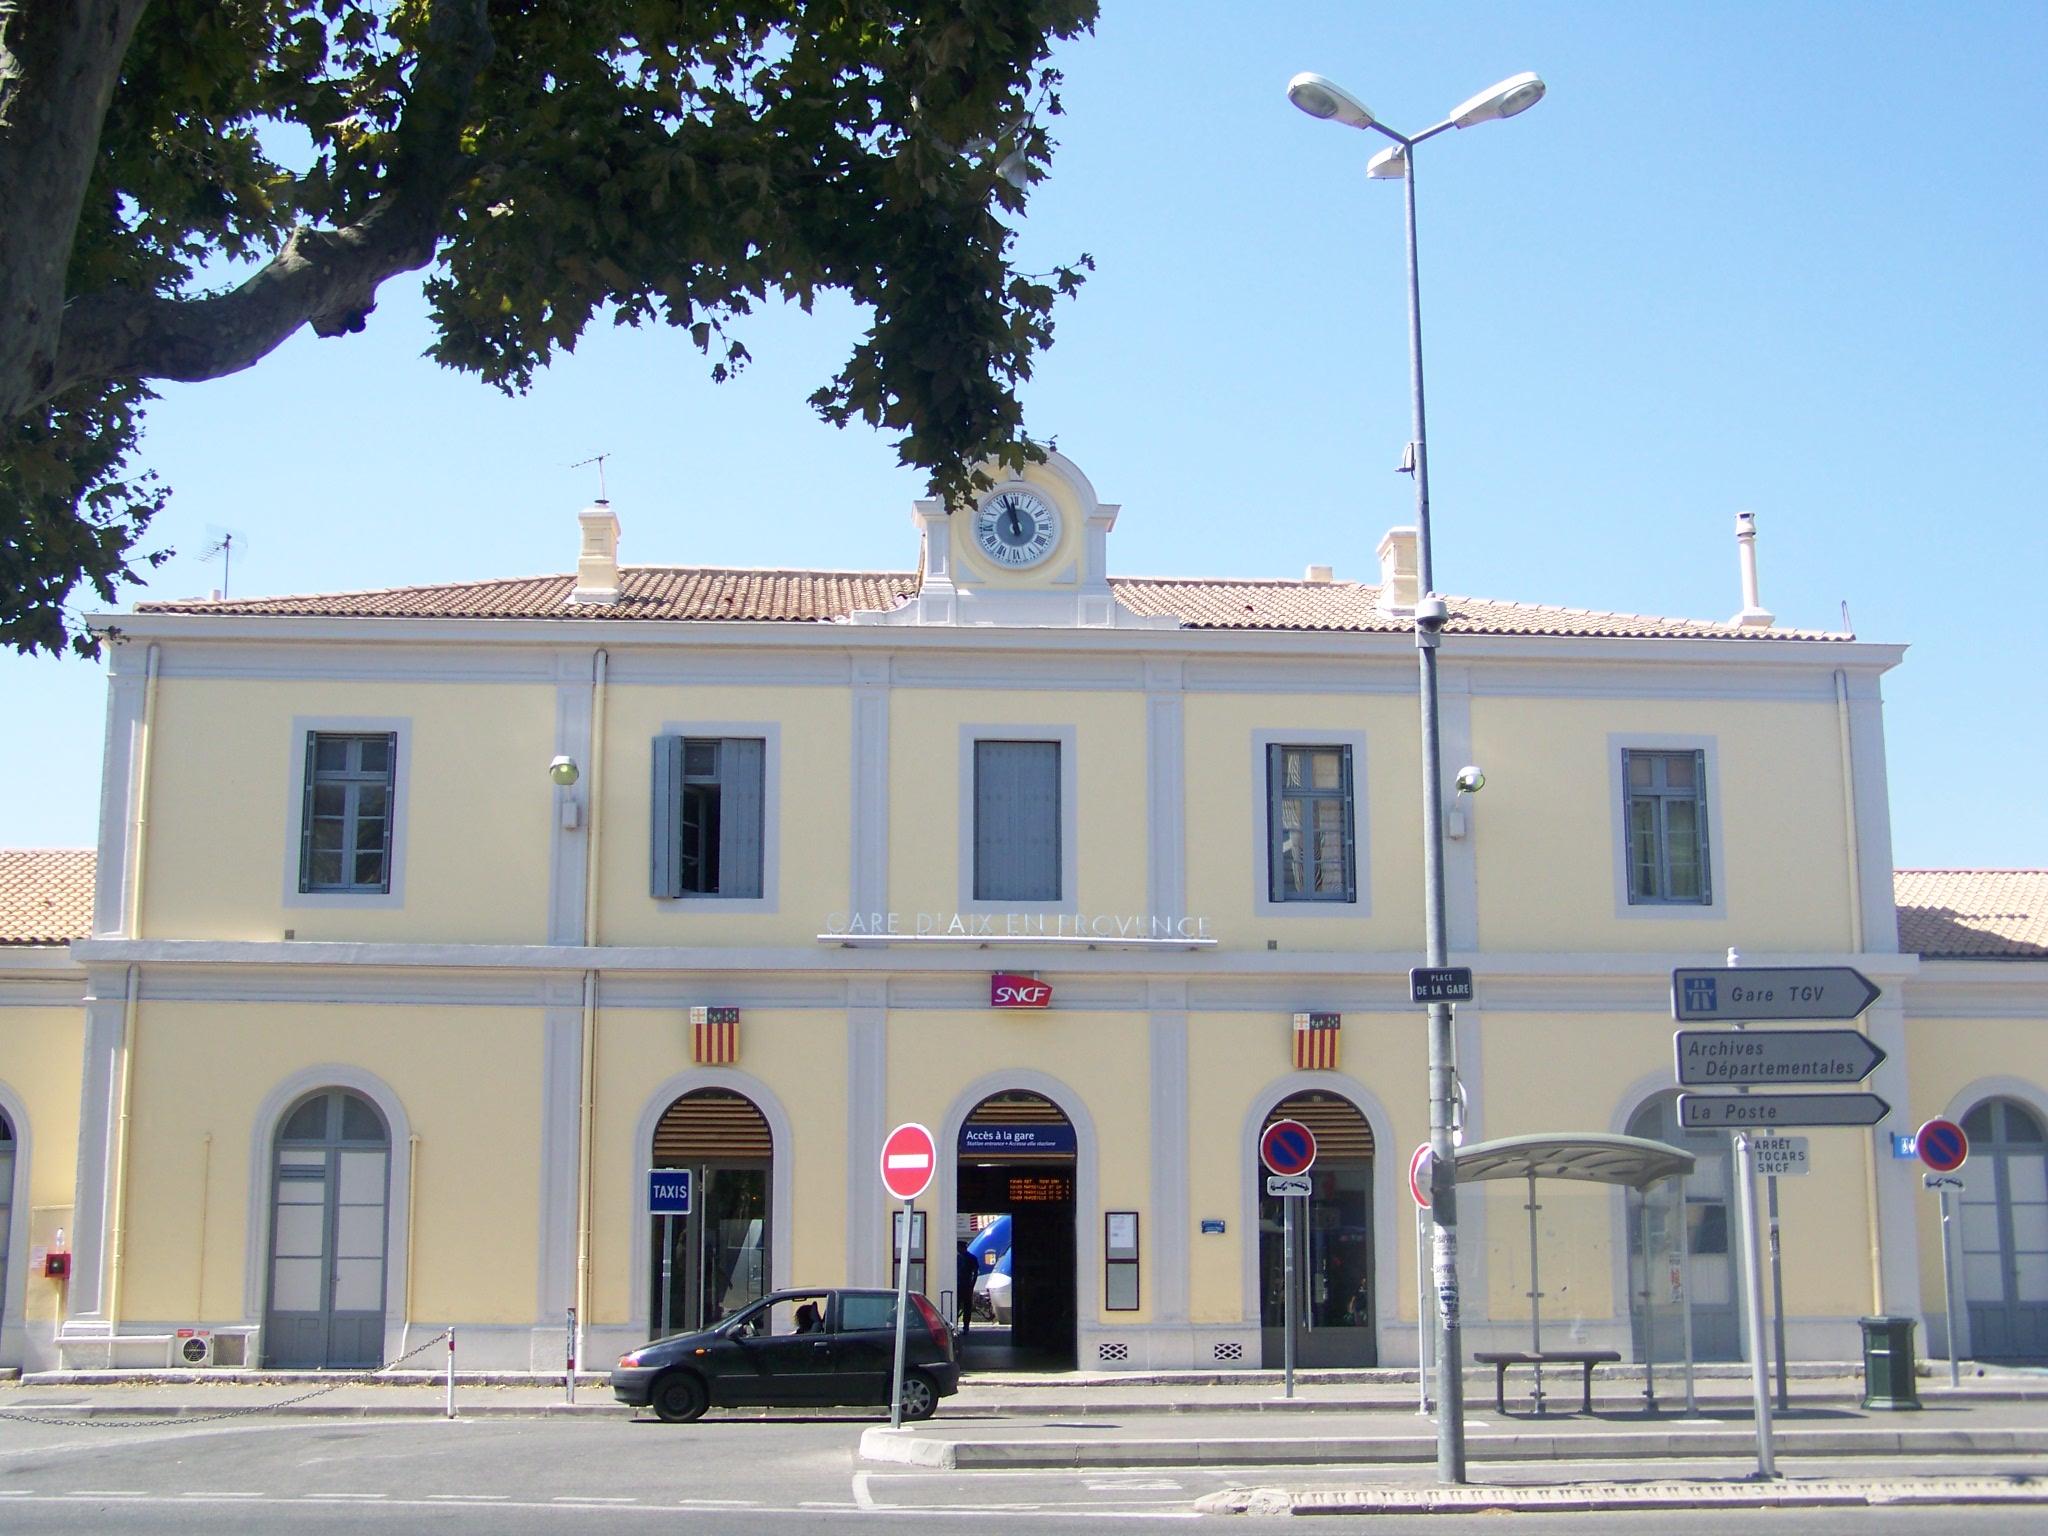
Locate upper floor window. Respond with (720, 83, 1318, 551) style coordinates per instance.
(1625, 749, 1710, 904)
(300, 733, 397, 894)
(1266, 744, 1356, 903)
(974, 740, 1061, 902)
(653, 737, 764, 899)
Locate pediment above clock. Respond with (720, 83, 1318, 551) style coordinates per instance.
(849, 450, 1177, 629)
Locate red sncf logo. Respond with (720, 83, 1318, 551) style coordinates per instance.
(990, 973, 1052, 1008)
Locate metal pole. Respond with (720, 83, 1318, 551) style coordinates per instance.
(1525, 1172, 1544, 1414)
(659, 1213, 673, 1339)
(565, 1305, 576, 1404)
(889, 1198, 914, 1430)
(1283, 1194, 1298, 1397)
(1417, 1199, 1433, 1415)
(1733, 1132, 1776, 1478)
(1678, 1198, 1698, 1417)
(1939, 1188, 1961, 1388)
(446, 1327, 455, 1419)
(1639, 1189, 1657, 1412)
(1401, 138, 1468, 1490)
(1768, 1174, 1789, 1412)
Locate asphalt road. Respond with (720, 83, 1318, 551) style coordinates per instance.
(0, 1412, 2044, 1532)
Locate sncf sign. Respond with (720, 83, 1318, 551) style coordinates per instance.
(990, 972, 1052, 1009)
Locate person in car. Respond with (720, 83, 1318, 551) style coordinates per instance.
(794, 1301, 822, 1334)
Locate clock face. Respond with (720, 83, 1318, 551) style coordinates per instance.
(974, 487, 1060, 568)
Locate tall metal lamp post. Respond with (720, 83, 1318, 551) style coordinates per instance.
(1286, 67, 1546, 1486)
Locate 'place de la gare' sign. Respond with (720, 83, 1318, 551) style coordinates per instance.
(822, 910, 1215, 945)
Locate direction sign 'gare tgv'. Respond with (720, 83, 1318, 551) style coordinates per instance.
(1672, 966, 1882, 1023)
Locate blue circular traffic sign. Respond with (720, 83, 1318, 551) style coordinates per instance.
(1261, 1119, 1317, 1177)
(1916, 1118, 1968, 1174)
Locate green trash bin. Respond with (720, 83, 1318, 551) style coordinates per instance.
(1859, 1315, 1921, 1410)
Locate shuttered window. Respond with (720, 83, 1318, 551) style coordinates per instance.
(299, 733, 397, 893)
(1623, 749, 1710, 905)
(1266, 744, 1356, 903)
(652, 737, 764, 899)
(974, 740, 1061, 902)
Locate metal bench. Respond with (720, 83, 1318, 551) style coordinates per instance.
(1471, 1349, 1621, 1414)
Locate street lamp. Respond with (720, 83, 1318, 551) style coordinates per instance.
(1288, 67, 1545, 1487)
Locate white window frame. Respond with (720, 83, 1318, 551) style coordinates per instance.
(1251, 729, 1371, 918)
(283, 717, 411, 910)
(1608, 733, 1726, 921)
(958, 724, 1078, 916)
(652, 720, 782, 914)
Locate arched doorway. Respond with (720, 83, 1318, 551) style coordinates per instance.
(265, 1089, 390, 1368)
(957, 1091, 1077, 1367)
(650, 1089, 771, 1338)
(1625, 1093, 1739, 1362)
(1259, 1092, 1374, 1367)
(1959, 1098, 2048, 1360)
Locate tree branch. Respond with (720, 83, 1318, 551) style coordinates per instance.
(38, 0, 494, 405)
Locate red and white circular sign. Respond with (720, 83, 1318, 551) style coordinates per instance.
(1409, 1144, 1435, 1208)
(880, 1122, 938, 1201)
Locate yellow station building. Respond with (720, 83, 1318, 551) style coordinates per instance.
(1, 452, 2044, 1375)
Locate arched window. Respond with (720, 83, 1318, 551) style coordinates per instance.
(265, 1090, 390, 1368)
(1960, 1098, 2048, 1360)
(650, 1089, 771, 1338)
(1626, 1093, 1740, 1363)
(1258, 1092, 1375, 1367)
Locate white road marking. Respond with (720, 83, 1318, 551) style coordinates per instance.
(180, 1490, 263, 1497)
(429, 1492, 508, 1500)
(64, 1490, 147, 1497)
(552, 1494, 637, 1502)
(302, 1491, 386, 1499)
(851, 1471, 877, 1510)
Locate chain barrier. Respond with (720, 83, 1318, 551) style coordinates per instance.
(0, 1329, 456, 1429)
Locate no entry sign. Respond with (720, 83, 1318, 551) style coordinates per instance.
(1409, 1144, 1434, 1208)
(1916, 1118, 1969, 1174)
(880, 1122, 937, 1200)
(1261, 1119, 1317, 1178)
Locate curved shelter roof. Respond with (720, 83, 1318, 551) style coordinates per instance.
(1452, 1133, 1695, 1191)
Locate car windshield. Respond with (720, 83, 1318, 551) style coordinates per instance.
(722, 1295, 830, 1338)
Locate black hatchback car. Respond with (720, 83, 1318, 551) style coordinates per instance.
(611, 1288, 960, 1422)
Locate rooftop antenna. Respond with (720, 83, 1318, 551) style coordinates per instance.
(199, 528, 245, 598)
(570, 453, 611, 504)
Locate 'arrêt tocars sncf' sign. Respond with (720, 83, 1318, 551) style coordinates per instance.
(990, 973, 1052, 1008)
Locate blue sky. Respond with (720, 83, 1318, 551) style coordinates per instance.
(5, 1, 2043, 868)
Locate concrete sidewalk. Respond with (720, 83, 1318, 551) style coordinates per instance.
(1197, 1476, 2048, 1515)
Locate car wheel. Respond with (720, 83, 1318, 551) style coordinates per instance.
(650, 1371, 708, 1424)
(898, 1370, 938, 1422)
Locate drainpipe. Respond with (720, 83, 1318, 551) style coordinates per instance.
(401, 1132, 421, 1358)
(573, 648, 608, 1384)
(1837, 668, 1884, 1314)
(106, 642, 161, 1334)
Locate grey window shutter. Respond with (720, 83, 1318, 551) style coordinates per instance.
(650, 735, 684, 898)
(1340, 744, 1357, 903)
(975, 741, 1060, 901)
(378, 731, 398, 891)
(719, 737, 765, 899)
(1692, 748, 1711, 904)
(298, 731, 320, 893)
(1265, 743, 1286, 903)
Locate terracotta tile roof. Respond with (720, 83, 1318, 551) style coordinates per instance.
(137, 572, 1847, 641)
(0, 849, 95, 946)
(1895, 870, 2048, 959)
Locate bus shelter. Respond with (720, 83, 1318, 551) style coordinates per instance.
(1452, 1133, 1699, 1414)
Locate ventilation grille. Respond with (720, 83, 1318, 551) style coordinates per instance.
(964, 1091, 1068, 1127)
(1213, 1341, 1244, 1362)
(1097, 1341, 1130, 1363)
(1265, 1092, 1374, 1159)
(654, 1089, 771, 1162)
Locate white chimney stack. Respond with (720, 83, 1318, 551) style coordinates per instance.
(1375, 527, 1418, 615)
(1731, 510, 1773, 628)
(1304, 564, 1333, 584)
(572, 502, 621, 606)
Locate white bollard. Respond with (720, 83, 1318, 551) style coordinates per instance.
(446, 1328, 456, 1419)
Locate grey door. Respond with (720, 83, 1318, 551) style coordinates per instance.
(265, 1090, 390, 1368)
(1960, 1099, 2048, 1360)
(1627, 1095, 1740, 1362)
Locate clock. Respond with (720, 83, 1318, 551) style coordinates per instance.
(973, 485, 1061, 569)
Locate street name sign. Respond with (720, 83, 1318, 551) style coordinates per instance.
(1266, 1173, 1313, 1198)
(1678, 1092, 1890, 1129)
(1750, 1136, 1810, 1177)
(648, 1168, 693, 1215)
(1671, 967, 1882, 1023)
(1674, 1029, 1886, 1086)
(1410, 966, 1474, 1003)
(880, 1122, 938, 1201)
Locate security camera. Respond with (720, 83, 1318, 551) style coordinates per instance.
(1454, 765, 1486, 795)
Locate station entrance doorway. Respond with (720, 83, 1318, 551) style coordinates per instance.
(1259, 1091, 1376, 1367)
(957, 1091, 1077, 1368)
(649, 1089, 771, 1339)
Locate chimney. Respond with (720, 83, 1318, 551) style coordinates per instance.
(1304, 564, 1333, 583)
(572, 502, 621, 606)
(1730, 510, 1773, 627)
(1375, 527, 1419, 614)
